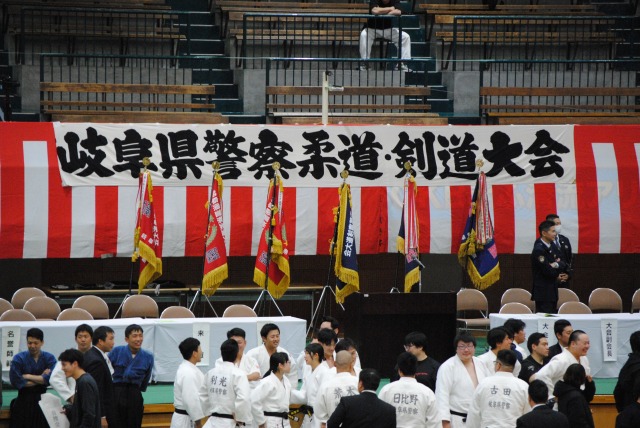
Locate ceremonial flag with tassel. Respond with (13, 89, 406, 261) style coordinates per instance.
(132, 169, 162, 293)
(333, 182, 359, 303)
(201, 171, 228, 296)
(458, 172, 500, 290)
(397, 174, 421, 293)
(253, 176, 290, 299)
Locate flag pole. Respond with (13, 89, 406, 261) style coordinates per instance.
(253, 162, 284, 316)
(115, 157, 149, 318)
(189, 161, 221, 316)
(391, 162, 413, 293)
(307, 169, 347, 335)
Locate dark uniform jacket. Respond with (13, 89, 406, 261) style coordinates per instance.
(516, 404, 570, 428)
(82, 346, 115, 425)
(531, 238, 565, 303)
(614, 352, 640, 412)
(327, 391, 396, 428)
(553, 379, 596, 428)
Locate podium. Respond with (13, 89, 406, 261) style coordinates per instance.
(343, 292, 457, 378)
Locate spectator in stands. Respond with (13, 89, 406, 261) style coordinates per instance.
(519, 332, 548, 383)
(359, 0, 411, 71)
(59, 348, 101, 428)
(553, 363, 595, 428)
(49, 324, 94, 405)
(109, 324, 154, 428)
(9, 327, 57, 428)
(614, 331, 640, 412)
(545, 319, 573, 364)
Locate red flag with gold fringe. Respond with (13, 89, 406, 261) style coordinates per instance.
(132, 170, 162, 293)
(253, 177, 290, 298)
(202, 172, 228, 296)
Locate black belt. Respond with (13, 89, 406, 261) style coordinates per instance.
(174, 409, 188, 416)
(264, 411, 288, 419)
(450, 410, 467, 422)
(211, 412, 234, 419)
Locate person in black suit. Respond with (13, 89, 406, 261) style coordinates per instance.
(516, 380, 569, 428)
(531, 220, 569, 314)
(616, 378, 640, 428)
(546, 214, 574, 288)
(327, 368, 396, 428)
(82, 326, 116, 427)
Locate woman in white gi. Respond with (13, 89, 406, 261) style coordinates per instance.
(204, 339, 252, 428)
(435, 332, 490, 428)
(291, 344, 329, 428)
(252, 352, 292, 428)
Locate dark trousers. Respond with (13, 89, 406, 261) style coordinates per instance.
(113, 384, 144, 428)
(536, 300, 557, 314)
(9, 387, 48, 428)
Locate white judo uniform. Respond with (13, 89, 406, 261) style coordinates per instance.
(204, 361, 253, 428)
(49, 361, 76, 402)
(378, 377, 440, 428)
(251, 372, 292, 428)
(534, 347, 590, 399)
(246, 345, 298, 388)
(215, 353, 261, 388)
(291, 363, 330, 428)
(170, 360, 207, 428)
(477, 350, 522, 378)
(515, 344, 529, 359)
(435, 355, 490, 428)
(465, 372, 531, 428)
(313, 372, 359, 426)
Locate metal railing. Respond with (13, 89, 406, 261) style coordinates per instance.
(447, 15, 639, 71)
(265, 57, 434, 115)
(479, 59, 640, 114)
(17, 8, 192, 65)
(238, 14, 403, 69)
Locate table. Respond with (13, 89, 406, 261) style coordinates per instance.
(490, 313, 639, 378)
(0, 316, 306, 382)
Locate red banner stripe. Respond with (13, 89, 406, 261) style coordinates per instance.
(283, 186, 297, 255)
(316, 187, 338, 255)
(574, 127, 600, 253)
(534, 183, 557, 227)
(492, 185, 515, 254)
(0, 134, 25, 258)
(94, 187, 119, 257)
(359, 187, 388, 254)
(152, 186, 165, 257)
(229, 187, 253, 256)
(416, 186, 430, 253)
(185, 186, 208, 257)
(450, 186, 472, 253)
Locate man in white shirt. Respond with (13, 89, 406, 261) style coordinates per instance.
(49, 324, 94, 403)
(215, 327, 261, 384)
(477, 327, 522, 378)
(378, 352, 439, 428)
(314, 351, 359, 428)
(532, 329, 591, 398)
(204, 339, 252, 428)
(435, 332, 490, 428)
(246, 322, 298, 386)
(170, 337, 207, 428)
(466, 350, 531, 428)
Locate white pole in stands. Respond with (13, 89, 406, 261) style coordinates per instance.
(322, 71, 344, 126)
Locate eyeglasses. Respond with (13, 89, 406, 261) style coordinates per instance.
(457, 344, 475, 350)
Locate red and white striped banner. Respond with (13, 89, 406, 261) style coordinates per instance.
(1, 123, 639, 258)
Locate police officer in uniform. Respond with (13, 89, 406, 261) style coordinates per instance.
(531, 220, 568, 314)
(546, 214, 573, 288)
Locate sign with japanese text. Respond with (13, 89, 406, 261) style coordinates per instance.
(2, 327, 20, 371)
(53, 124, 576, 187)
(601, 319, 617, 362)
(193, 322, 211, 366)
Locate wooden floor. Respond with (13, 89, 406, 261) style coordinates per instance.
(0, 398, 619, 427)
